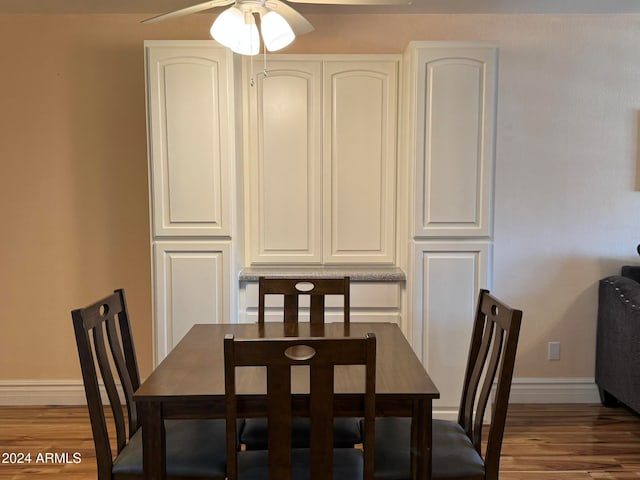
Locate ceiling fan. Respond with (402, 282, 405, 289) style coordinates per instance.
(142, 0, 411, 55)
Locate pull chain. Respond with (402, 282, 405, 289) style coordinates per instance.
(250, 53, 255, 87)
(249, 13, 256, 86)
(263, 41, 268, 78)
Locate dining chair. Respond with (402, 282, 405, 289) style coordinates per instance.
(224, 334, 377, 480)
(72, 288, 229, 479)
(242, 276, 361, 450)
(367, 289, 522, 480)
(258, 276, 350, 325)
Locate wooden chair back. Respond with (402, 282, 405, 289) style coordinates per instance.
(71, 289, 140, 477)
(258, 277, 350, 325)
(224, 334, 376, 480)
(458, 289, 522, 479)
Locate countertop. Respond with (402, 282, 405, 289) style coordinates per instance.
(238, 266, 406, 282)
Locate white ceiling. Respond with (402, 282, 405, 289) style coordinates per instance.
(1, 0, 640, 14)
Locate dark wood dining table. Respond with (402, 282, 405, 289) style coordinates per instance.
(134, 321, 439, 480)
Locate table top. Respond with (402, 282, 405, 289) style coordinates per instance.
(135, 322, 439, 404)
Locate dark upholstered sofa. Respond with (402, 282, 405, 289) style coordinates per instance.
(595, 266, 640, 414)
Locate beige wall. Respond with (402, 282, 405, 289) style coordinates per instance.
(1, 13, 639, 384)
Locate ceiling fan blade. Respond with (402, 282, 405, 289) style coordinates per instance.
(287, 0, 411, 4)
(272, 0, 315, 34)
(142, 0, 235, 24)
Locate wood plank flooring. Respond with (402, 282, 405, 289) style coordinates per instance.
(499, 404, 640, 480)
(0, 406, 100, 479)
(0, 403, 639, 479)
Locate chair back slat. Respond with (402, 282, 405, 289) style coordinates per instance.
(224, 334, 376, 480)
(267, 364, 293, 477)
(114, 290, 141, 424)
(473, 328, 504, 450)
(92, 323, 128, 452)
(310, 295, 326, 324)
(310, 364, 335, 480)
(71, 289, 141, 477)
(105, 314, 139, 436)
(456, 289, 522, 480)
(461, 320, 494, 438)
(258, 277, 350, 325)
(284, 294, 300, 324)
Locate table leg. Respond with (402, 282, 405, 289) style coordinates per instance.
(411, 399, 432, 480)
(139, 400, 166, 480)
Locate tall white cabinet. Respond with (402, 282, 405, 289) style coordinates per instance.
(244, 56, 399, 265)
(405, 42, 498, 417)
(145, 41, 237, 364)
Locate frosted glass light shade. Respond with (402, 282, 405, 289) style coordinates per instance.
(210, 7, 243, 47)
(261, 11, 295, 51)
(232, 20, 260, 55)
(210, 7, 259, 56)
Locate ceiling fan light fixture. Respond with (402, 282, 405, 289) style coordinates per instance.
(233, 17, 260, 55)
(210, 7, 243, 47)
(210, 6, 260, 56)
(260, 10, 295, 51)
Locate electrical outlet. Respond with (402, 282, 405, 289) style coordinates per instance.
(548, 342, 560, 361)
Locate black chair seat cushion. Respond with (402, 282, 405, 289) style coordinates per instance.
(367, 417, 485, 480)
(113, 419, 228, 478)
(237, 447, 363, 480)
(240, 417, 362, 449)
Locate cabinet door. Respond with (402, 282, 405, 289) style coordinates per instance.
(409, 44, 497, 238)
(323, 60, 398, 264)
(153, 241, 231, 364)
(146, 43, 234, 237)
(411, 240, 490, 417)
(246, 60, 323, 263)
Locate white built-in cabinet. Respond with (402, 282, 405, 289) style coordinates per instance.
(144, 40, 499, 404)
(153, 241, 231, 360)
(145, 41, 237, 364)
(405, 42, 498, 417)
(409, 44, 496, 238)
(244, 56, 399, 265)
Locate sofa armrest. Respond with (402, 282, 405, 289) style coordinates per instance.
(604, 274, 640, 305)
(595, 275, 640, 414)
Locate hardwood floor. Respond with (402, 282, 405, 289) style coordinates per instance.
(0, 406, 99, 479)
(0, 403, 639, 479)
(500, 404, 640, 480)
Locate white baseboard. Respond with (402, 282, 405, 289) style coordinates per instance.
(508, 377, 600, 404)
(0, 380, 123, 406)
(0, 377, 601, 406)
(431, 377, 601, 420)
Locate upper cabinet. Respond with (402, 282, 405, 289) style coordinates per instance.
(244, 55, 399, 265)
(245, 59, 323, 263)
(405, 42, 497, 238)
(322, 60, 398, 264)
(146, 41, 236, 237)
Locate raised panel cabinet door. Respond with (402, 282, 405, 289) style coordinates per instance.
(153, 241, 231, 365)
(323, 59, 399, 264)
(246, 60, 323, 264)
(146, 42, 234, 237)
(411, 240, 490, 418)
(409, 43, 497, 238)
